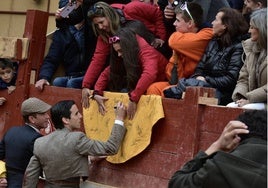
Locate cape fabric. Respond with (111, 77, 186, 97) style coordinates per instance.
(0, 160, 6, 178)
(83, 92, 164, 163)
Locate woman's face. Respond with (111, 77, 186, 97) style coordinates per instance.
(113, 43, 123, 58)
(92, 17, 110, 32)
(212, 12, 226, 36)
(249, 23, 259, 41)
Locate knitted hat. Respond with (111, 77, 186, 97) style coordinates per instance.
(21, 97, 51, 116)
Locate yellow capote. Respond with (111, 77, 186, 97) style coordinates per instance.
(0, 160, 6, 178)
(83, 92, 164, 163)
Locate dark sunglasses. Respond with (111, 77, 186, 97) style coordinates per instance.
(87, 5, 103, 18)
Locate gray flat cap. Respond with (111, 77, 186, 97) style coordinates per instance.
(21, 97, 51, 116)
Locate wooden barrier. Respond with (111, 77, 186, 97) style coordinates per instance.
(84, 87, 243, 188)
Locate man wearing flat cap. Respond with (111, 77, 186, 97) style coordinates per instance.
(0, 97, 51, 188)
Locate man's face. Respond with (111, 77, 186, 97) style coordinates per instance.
(0, 67, 14, 83)
(244, 0, 262, 11)
(30, 112, 50, 130)
(68, 104, 82, 130)
(173, 13, 191, 33)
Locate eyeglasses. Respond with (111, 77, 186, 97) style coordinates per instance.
(109, 36, 120, 44)
(180, 2, 194, 21)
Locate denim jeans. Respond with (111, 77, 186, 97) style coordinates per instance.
(52, 76, 83, 89)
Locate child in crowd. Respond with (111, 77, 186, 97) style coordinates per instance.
(146, 2, 213, 96)
(0, 58, 17, 94)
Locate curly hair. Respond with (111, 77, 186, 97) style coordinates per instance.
(237, 110, 267, 141)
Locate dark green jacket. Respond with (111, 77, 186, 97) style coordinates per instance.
(169, 138, 267, 188)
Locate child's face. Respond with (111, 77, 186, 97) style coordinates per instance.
(0, 67, 14, 83)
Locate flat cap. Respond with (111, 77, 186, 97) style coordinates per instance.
(21, 97, 51, 116)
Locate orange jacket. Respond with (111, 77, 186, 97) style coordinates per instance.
(166, 28, 213, 81)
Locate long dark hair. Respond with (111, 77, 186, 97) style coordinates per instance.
(217, 8, 249, 47)
(109, 27, 141, 91)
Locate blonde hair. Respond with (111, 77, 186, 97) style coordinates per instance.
(88, 2, 121, 42)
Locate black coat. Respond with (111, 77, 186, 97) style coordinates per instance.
(192, 36, 248, 105)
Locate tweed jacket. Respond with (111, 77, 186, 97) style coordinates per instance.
(232, 39, 267, 103)
(23, 124, 126, 187)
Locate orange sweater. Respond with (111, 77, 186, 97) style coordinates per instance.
(166, 28, 213, 80)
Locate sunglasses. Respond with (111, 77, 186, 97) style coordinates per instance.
(87, 5, 103, 18)
(180, 2, 194, 21)
(109, 36, 120, 44)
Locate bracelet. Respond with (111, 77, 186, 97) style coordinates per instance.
(115, 120, 124, 126)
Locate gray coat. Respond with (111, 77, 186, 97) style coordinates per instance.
(23, 124, 126, 187)
(232, 39, 267, 103)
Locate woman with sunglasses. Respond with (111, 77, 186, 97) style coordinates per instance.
(164, 7, 249, 105)
(81, 1, 167, 109)
(91, 27, 168, 119)
(227, 8, 267, 110)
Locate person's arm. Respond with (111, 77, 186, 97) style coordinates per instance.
(168, 28, 213, 62)
(168, 120, 249, 188)
(23, 155, 42, 188)
(203, 44, 244, 90)
(76, 102, 127, 156)
(128, 37, 160, 103)
(38, 31, 65, 83)
(82, 36, 110, 89)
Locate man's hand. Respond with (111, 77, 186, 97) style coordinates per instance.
(7, 86, 16, 94)
(0, 177, 7, 187)
(35, 79, 50, 91)
(114, 101, 127, 121)
(0, 97, 6, 106)
(164, 5, 175, 19)
(205, 120, 249, 155)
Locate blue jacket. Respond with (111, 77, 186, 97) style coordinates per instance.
(0, 125, 42, 187)
(39, 25, 91, 81)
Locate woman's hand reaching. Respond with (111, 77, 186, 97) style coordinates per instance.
(94, 94, 109, 115)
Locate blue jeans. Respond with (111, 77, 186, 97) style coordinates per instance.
(52, 76, 83, 89)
